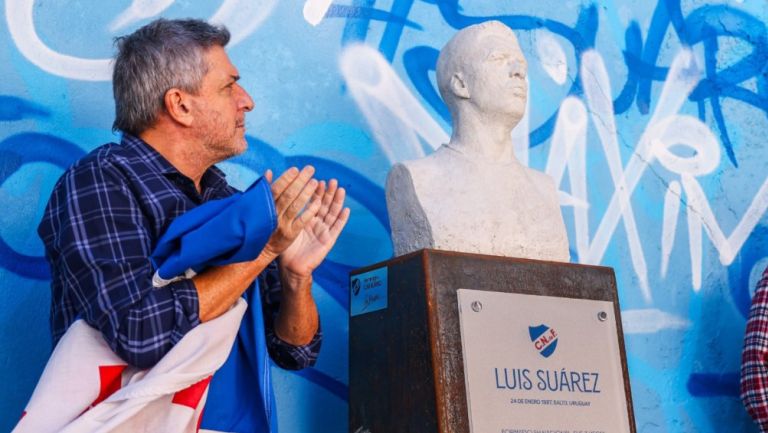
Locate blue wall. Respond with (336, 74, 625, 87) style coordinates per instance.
(1, 1, 766, 431)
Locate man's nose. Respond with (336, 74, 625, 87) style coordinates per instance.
(236, 83, 255, 112)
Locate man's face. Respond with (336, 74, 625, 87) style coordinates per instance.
(190, 45, 254, 161)
(464, 31, 527, 124)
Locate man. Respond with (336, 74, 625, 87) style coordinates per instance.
(36, 18, 349, 430)
(742, 265, 768, 431)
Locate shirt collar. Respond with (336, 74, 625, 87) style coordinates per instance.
(120, 133, 228, 190)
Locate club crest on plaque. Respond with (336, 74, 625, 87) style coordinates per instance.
(529, 324, 559, 358)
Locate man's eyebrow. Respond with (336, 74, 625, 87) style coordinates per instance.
(222, 75, 240, 89)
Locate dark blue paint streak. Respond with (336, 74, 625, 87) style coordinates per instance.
(0, 96, 50, 121)
(685, 5, 768, 167)
(379, 0, 417, 62)
(687, 373, 740, 397)
(0, 133, 85, 279)
(637, 1, 672, 114)
(403, 46, 450, 123)
(614, 22, 643, 114)
(341, 0, 377, 44)
(0, 237, 50, 279)
(635, 1, 768, 166)
(293, 367, 348, 401)
(433, 0, 596, 50)
(0, 132, 84, 168)
(327, 5, 422, 32)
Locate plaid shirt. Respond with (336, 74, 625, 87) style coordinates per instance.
(742, 265, 768, 431)
(38, 134, 320, 370)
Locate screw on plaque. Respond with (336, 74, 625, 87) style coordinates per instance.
(597, 311, 608, 322)
(471, 301, 483, 312)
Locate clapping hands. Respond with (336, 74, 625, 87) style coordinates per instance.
(263, 166, 350, 284)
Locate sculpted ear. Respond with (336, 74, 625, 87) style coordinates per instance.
(163, 88, 194, 127)
(450, 72, 470, 99)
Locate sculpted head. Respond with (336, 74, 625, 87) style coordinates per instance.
(436, 21, 527, 128)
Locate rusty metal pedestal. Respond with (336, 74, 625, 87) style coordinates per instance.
(349, 249, 635, 433)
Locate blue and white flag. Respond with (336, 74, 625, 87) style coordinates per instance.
(151, 176, 276, 287)
(150, 175, 280, 433)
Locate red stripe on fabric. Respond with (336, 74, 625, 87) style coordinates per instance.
(92, 365, 127, 407)
(172, 376, 212, 410)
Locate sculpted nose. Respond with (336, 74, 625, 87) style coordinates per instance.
(509, 61, 526, 79)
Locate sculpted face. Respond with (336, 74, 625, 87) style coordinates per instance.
(464, 29, 527, 125)
(437, 22, 528, 128)
(190, 45, 254, 160)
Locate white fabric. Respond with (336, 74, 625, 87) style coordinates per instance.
(13, 299, 246, 433)
(152, 268, 198, 288)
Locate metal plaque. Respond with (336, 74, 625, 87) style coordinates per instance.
(457, 289, 631, 433)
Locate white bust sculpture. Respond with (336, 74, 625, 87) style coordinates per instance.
(386, 21, 570, 261)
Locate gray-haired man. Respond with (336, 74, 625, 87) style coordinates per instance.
(38, 18, 349, 430)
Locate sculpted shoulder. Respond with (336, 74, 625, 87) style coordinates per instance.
(385, 160, 434, 256)
(519, 166, 559, 198)
(393, 147, 466, 192)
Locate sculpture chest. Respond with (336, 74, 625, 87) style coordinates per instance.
(410, 157, 569, 260)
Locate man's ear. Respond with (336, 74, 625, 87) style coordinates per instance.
(450, 72, 470, 99)
(163, 88, 194, 127)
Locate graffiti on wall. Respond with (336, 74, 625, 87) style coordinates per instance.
(1, 0, 766, 432)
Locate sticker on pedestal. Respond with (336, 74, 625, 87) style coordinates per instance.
(350, 267, 388, 316)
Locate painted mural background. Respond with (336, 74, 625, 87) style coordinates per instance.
(0, 0, 766, 431)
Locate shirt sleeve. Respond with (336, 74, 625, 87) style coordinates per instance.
(258, 261, 322, 370)
(741, 266, 768, 431)
(42, 159, 200, 369)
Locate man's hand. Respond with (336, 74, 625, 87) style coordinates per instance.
(263, 166, 323, 259)
(262, 167, 349, 346)
(193, 166, 325, 325)
(279, 178, 350, 287)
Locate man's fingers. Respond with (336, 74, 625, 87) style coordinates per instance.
(328, 207, 351, 239)
(276, 166, 315, 211)
(323, 179, 338, 206)
(295, 192, 323, 230)
(264, 169, 273, 184)
(323, 187, 346, 225)
(317, 179, 337, 220)
(285, 178, 319, 220)
(271, 167, 299, 198)
(313, 180, 326, 203)
(307, 181, 325, 225)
